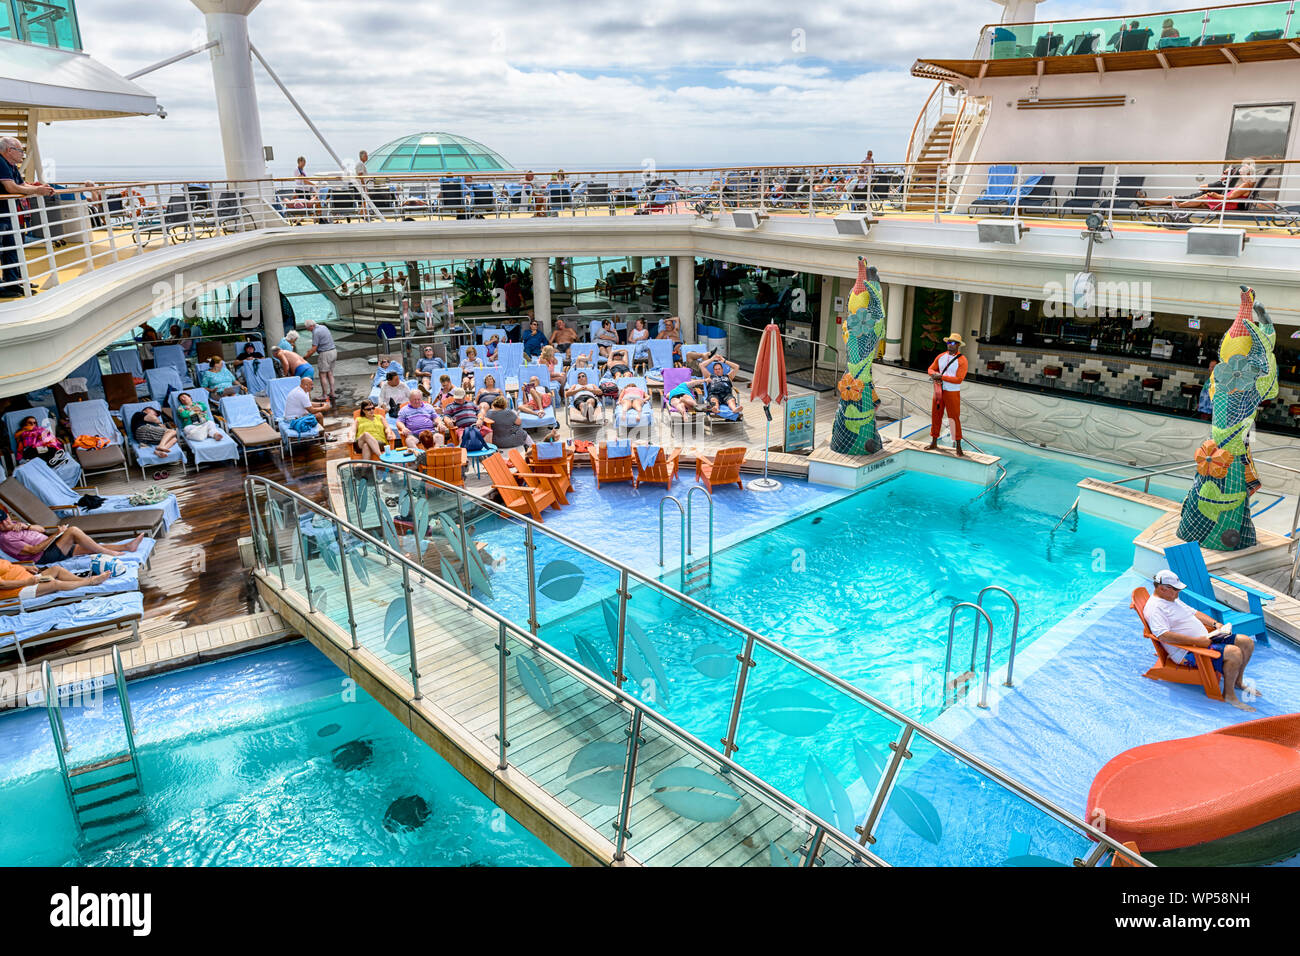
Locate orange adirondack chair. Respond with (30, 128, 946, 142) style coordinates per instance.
(422, 446, 467, 487)
(594, 442, 635, 487)
(484, 452, 556, 521)
(695, 446, 746, 492)
(1131, 587, 1223, 701)
(634, 445, 681, 488)
(527, 443, 574, 494)
(506, 447, 569, 506)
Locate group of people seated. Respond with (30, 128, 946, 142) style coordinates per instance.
(126, 392, 227, 453)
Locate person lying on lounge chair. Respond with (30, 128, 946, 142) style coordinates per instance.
(475, 374, 503, 413)
(699, 358, 742, 415)
(129, 406, 178, 453)
(667, 377, 706, 415)
(1146, 570, 1260, 712)
(618, 379, 647, 415)
(0, 509, 146, 562)
(1137, 160, 1258, 212)
(519, 376, 553, 415)
(595, 319, 620, 359)
(566, 372, 600, 419)
(176, 392, 228, 443)
(459, 346, 482, 370)
(605, 349, 632, 378)
(353, 401, 393, 460)
(0, 557, 113, 602)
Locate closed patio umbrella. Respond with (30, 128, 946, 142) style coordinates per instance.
(748, 322, 787, 491)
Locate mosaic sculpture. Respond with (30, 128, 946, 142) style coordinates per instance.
(831, 258, 887, 456)
(1177, 287, 1278, 551)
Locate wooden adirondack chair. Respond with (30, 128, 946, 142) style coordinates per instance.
(483, 452, 555, 521)
(594, 442, 635, 487)
(633, 445, 681, 488)
(1131, 587, 1224, 701)
(422, 446, 467, 487)
(1163, 541, 1270, 639)
(695, 446, 746, 492)
(506, 447, 568, 506)
(527, 443, 574, 494)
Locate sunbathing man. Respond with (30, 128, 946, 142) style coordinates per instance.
(1138, 159, 1258, 212)
(519, 376, 553, 416)
(699, 357, 742, 416)
(570, 351, 593, 370)
(550, 318, 579, 354)
(566, 371, 600, 421)
(1146, 570, 1260, 712)
(0, 557, 113, 602)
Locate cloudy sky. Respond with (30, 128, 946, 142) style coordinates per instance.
(44, 0, 1100, 176)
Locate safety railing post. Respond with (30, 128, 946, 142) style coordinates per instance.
(524, 523, 539, 635)
(857, 725, 914, 846)
(720, 634, 756, 758)
(403, 563, 421, 700)
(292, 502, 316, 613)
(802, 826, 826, 867)
(334, 519, 360, 649)
(496, 621, 510, 770)
(612, 708, 644, 861)
(614, 569, 629, 688)
(455, 496, 472, 594)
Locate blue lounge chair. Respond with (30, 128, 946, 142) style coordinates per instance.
(3, 405, 84, 488)
(516, 366, 559, 430)
(479, 326, 506, 344)
(495, 342, 524, 379)
(0, 591, 143, 665)
(568, 343, 602, 368)
(269, 376, 325, 457)
(69, 354, 105, 398)
(242, 356, 278, 405)
(168, 387, 240, 471)
(145, 366, 184, 404)
(12, 457, 181, 532)
(220, 394, 281, 468)
(969, 165, 1019, 213)
(1163, 542, 1271, 640)
(65, 399, 129, 482)
(611, 376, 654, 439)
(641, 339, 675, 385)
(563, 368, 605, 427)
(8, 564, 140, 612)
(121, 401, 189, 481)
(0, 535, 155, 573)
(152, 344, 193, 387)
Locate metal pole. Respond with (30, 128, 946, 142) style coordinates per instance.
(612, 708, 644, 861)
(857, 725, 914, 846)
(614, 569, 629, 688)
(455, 496, 472, 593)
(496, 621, 509, 770)
(293, 502, 315, 613)
(403, 564, 421, 700)
(334, 519, 359, 649)
(720, 634, 756, 758)
(802, 827, 826, 867)
(524, 523, 538, 635)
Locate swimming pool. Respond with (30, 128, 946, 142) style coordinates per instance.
(0, 643, 563, 867)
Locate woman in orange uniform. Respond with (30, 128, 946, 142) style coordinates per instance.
(927, 334, 968, 457)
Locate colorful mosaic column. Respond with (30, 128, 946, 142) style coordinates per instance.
(830, 258, 887, 456)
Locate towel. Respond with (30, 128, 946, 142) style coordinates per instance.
(536, 441, 564, 460)
(606, 440, 632, 459)
(635, 444, 661, 471)
(714, 406, 740, 421)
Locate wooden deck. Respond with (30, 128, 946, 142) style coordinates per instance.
(259, 559, 815, 868)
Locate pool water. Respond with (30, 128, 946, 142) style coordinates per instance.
(0, 643, 562, 867)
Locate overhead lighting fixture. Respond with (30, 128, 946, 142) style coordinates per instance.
(977, 219, 1029, 244)
(832, 213, 877, 236)
(1186, 227, 1246, 257)
(731, 210, 769, 229)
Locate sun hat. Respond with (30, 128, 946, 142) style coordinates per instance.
(1154, 570, 1186, 590)
(943, 333, 964, 345)
(452, 387, 466, 399)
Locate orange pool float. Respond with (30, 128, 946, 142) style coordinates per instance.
(1087, 714, 1300, 866)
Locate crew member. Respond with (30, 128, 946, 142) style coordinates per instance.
(926, 334, 968, 457)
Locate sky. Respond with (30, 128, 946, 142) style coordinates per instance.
(42, 0, 1103, 176)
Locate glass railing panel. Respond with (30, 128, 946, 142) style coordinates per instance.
(618, 578, 748, 742)
(346, 539, 416, 691)
(618, 719, 830, 867)
(531, 534, 624, 684)
(265, 489, 309, 607)
(501, 630, 631, 843)
(457, 502, 530, 622)
(1204, 0, 1294, 42)
(727, 641, 907, 847)
(16, 0, 81, 50)
(867, 733, 1094, 866)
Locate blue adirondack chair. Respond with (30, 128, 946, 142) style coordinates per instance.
(1163, 541, 1271, 640)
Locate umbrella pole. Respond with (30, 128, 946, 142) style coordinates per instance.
(751, 402, 782, 492)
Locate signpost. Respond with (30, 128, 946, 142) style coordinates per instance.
(784, 393, 816, 453)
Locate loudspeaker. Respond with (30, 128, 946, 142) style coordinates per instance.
(1186, 228, 1245, 257)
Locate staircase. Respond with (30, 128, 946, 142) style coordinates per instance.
(42, 646, 148, 848)
(904, 117, 956, 211)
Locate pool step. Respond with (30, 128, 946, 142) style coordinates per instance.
(68, 751, 133, 777)
(946, 670, 975, 700)
(682, 558, 712, 595)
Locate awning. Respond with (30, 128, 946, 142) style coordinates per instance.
(0, 38, 156, 119)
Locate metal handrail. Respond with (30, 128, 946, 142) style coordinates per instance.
(943, 603, 995, 709)
(41, 660, 78, 831)
(658, 495, 685, 571)
(244, 475, 885, 868)
(978, 586, 1022, 695)
(112, 645, 144, 788)
(332, 459, 1152, 866)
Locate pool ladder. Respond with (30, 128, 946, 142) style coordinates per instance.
(659, 487, 714, 595)
(42, 645, 148, 847)
(942, 586, 1021, 711)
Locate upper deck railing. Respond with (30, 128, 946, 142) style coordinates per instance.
(3, 158, 1298, 307)
(978, 0, 1297, 60)
(0, 0, 81, 51)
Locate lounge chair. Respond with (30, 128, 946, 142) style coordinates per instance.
(641, 340, 675, 385)
(563, 368, 605, 427)
(102, 372, 139, 412)
(505, 447, 568, 507)
(527, 442, 573, 494)
(1131, 587, 1223, 701)
(1, 562, 140, 612)
(421, 446, 467, 488)
(0, 534, 155, 573)
(8, 455, 178, 528)
(594, 441, 635, 488)
(108, 345, 145, 384)
(517, 366, 560, 430)
(633, 444, 681, 489)
(660, 367, 704, 439)
(1164, 541, 1270, 639)
(1004, 173, 1049, 213)
(695, 446, 746, 493)
(0, 591, 143, 665)
(152, 344, 193, 387)
(0, 475, 165, 538)
(483, 453, 555, 521)
(144, 366, 184, 404)
(167, 387, 240, 471)
(567, 343, 602, 368)
(1108, 175, 1147, 219)
(3, 405, 84, 488)
(241, 357, 278, 413)
(65, 399, 129, 483)
(120, 400, 187, 480)
(268, 376, 325, 457)
(220, 394, 282, 468)
(611, 375, 654, 439)
(969, 165, 1018, 213)
(1061, 166, 1107, 216)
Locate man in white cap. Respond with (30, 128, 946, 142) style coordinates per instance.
(1146, 569, 1259, 711)
(926, 333, 968, 456)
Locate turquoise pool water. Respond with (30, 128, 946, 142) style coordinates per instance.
(0, 643, 562, 867)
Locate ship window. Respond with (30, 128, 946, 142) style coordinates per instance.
(1225, 103, 1294, 161)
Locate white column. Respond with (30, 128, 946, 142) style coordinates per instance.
(675, 256, 696, 341)
(192, 2, 269, 184)
(531, 257, 551, 333)
(259, 269, 283, 345)
(884, 282, 906, 362)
